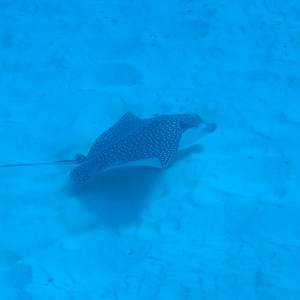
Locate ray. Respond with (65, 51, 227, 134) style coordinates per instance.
(70, 112, 216, 184)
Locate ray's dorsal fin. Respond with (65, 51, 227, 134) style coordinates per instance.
(157, 131, 183, 169)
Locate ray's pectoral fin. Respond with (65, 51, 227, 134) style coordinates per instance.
(70, 164, 91, 184)
(157, 133, 182, 169)
(69, 159, 97, 184)
(87, 111, 143, 158)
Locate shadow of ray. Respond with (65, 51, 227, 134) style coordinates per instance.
(66, 143, 203, 229)
(66, 167, 162, 229)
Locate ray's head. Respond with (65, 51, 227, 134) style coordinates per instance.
(178, 114, 217, 149)
(178, 114, 202, 130)
(177, 114, 216, 133)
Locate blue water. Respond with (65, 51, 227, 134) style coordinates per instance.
(0, 0, 299, 299)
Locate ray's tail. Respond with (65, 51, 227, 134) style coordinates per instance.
(0, 159, 77, 168)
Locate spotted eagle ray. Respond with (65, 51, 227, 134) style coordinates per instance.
(0, 112, 216, 184)
(69, 112, 216, 184)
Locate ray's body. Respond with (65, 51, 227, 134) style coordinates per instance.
(70, 112, 216, 184)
